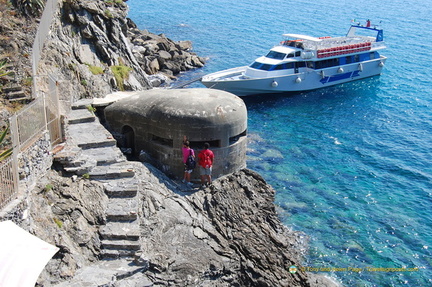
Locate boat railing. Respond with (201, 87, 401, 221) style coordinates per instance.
(316, 42, 372, 58)
(203, 66, 247, 81)
(371, 41, 386, 50)
(313, 36, 374, 49)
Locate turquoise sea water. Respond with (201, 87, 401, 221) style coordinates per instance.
(127, 0, 432, 286)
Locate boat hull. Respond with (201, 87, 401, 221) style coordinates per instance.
(201, 57, 387, 96)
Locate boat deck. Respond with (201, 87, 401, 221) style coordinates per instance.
(282, 35, 385, 59)
(283, 35, 375, 50)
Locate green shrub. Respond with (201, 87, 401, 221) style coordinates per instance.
(86, 105, 96, 115)
(88, 65, 104, 75)
(44, 183, 53, 193)
(111, 65, 132, 91)
(53, 218, 63, 228)
(104, 9, 113, 18)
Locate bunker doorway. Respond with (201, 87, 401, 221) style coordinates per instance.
(121, 125, 135, 157)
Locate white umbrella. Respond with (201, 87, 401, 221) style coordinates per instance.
(0, 220, 59, 287)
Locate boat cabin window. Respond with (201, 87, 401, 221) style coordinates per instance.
(260, 64, 273, 71)
(274, 63, 294, 70)
(285, 41, 304, 49)
(354, 54, 360, 62)
(314, 58, 340, 69)
(250, 62, 262, 69)
(296, 62, 306, 68)
(250, 61, 295, 71)
(250, 63, 273, 71)
(308, 52, 377, 70)
(266, 51, 286, 60)
(295, 51, 301, 57)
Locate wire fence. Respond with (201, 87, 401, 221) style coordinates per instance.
(0, 156, 18, 210)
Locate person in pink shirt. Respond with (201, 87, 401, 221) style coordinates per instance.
(182, 139, 195, 185)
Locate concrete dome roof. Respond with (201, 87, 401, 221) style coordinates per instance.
(105, 88, 247, 131)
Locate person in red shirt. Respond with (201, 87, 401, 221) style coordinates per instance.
(198, 142, 214, 187)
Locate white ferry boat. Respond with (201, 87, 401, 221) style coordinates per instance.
(201, 22, 387, 96)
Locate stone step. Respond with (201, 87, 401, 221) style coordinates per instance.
(99, 249, 137, 259)
(9, 97, 30, 103)
(79, 139, 117, 149)
(51, 259, 149, 287)
(2, 85, 22, 93)
(100, 221, 140, 241)
(89, 162, 135, 179)
(63, 159, 97, 176)
(71, 99, 94, 110)
(101, 239, 141, 251)
(1, 75, 15, 81)
(6, 90, 26, 99)
(104, 181, 139, 198)
(67, 121, 116, 149)
(67, 108, 96, 124)
(106, 198, 138, 221)
(81, 146, 125, 166)
(53, 146, 82, 164)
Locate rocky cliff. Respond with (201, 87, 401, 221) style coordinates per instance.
(1, 1, 340, 286)
(0, 0, 38, 126)
(29, 164, 337, 286)
(39, 0, 205, 104)
(0, 0, 205, 132)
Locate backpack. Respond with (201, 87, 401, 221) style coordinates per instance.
(186, 149, 196, 169)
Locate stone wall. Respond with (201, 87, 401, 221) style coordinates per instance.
(18, 131, 52, 182)
(0, 131, 53, 223)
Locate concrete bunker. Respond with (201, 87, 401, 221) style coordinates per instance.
(104, 88, 247, 180)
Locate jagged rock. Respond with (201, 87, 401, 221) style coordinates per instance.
(0, 4, 36, 105)
(26, 172, 109, 285)
(1, 1, 338, 286)
(7, 105, 338, 286)
(30, 165, 338, 286)
(35, 0, 206, 106)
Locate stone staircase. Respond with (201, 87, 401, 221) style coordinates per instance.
(99, 180, 141, 259)
(2, 85, 29, 102)
(53, 99, 142, 261)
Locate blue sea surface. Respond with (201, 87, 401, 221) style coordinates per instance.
(128, 0, 432, 286)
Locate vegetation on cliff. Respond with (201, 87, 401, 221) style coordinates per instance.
(0, 1, 339, 286)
